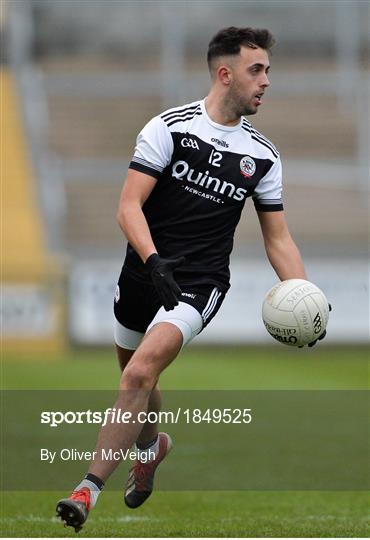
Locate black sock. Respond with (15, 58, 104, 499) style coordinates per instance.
(85, 473, 104, 490)
(136, 435, 158, 450)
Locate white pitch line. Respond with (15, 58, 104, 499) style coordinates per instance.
(1, 515, 163, 524)
(94, 516, 162, 523)
(2, 514, 368, 526)
(0, 515, 56, 523)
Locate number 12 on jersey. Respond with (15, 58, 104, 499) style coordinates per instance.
(209, 149, 223, 167)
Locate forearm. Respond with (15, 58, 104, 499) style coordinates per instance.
(264, 234, 307, 281)
(117, 203, 156, 263)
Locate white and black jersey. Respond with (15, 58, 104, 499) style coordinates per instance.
(125, 99, 283, 291)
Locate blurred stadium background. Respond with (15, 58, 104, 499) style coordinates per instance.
(1, 3, 369, 538)
(2, 0, 369, 353)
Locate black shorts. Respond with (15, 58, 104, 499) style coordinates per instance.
(114, 266, 225, 335)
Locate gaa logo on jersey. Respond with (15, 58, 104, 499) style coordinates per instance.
(114, 285, 120, 303)
(240, 155, 256, 178)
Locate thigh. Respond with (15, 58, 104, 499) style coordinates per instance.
(124, 321, 183, 382)
(116, 344, 135, 372)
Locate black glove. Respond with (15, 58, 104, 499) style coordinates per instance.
(300, 303, 332, 348)
(145, 253, 185, 311)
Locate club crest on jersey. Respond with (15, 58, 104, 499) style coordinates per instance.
(240, 156, 256, 178)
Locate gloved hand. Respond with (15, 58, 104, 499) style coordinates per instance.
(145, 253, 185, 311)
(300, 303, 332, 348)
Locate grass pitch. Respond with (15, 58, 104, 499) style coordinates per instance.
(2, 491, 369, 537)
(1, 345, 369, 537)
(2, 344, 369, 390)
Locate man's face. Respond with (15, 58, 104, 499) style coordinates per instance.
(226, 46, 271, 116)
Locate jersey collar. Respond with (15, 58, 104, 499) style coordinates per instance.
(201, 98, 243, 132)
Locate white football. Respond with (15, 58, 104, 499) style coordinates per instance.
(262, 279, 330, 347)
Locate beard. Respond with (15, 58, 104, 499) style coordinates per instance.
(226, 84, 257, 117)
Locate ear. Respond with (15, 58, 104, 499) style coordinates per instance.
(217, 65, 232, 86)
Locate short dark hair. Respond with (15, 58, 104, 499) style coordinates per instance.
(207, 26, 275, 71)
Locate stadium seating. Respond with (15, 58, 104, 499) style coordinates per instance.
(41, 58, 367, 258)
(2, 68, 65, 352)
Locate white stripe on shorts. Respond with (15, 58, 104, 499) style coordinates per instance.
(202, 288, 222, 323)
(202, 288, 217, 318)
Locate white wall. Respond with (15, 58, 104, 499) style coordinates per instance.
(69, 258, 369, 345)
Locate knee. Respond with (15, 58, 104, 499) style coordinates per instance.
(120, 361, 158, 391)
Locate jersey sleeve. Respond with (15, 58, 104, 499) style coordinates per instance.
(129, 116, 174, 179)
(252, 156, 284, 212)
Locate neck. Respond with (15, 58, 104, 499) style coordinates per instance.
(205, 89, 241, 127)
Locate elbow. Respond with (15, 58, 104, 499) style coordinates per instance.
(116, 206, 127, 233)
(263, 237, 286, 263)
(264, 243, 276, 266)
(263, 237, 279, 254)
